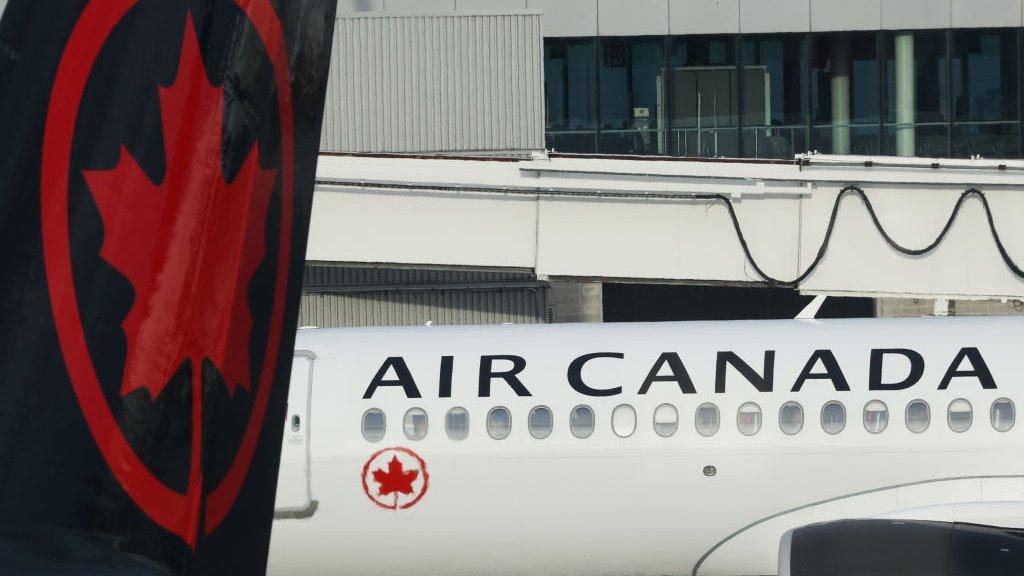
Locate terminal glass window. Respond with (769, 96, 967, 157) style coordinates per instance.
(951, 29, 1020, 158)
(906, 400, 931, 433)
(821, 401, 846, 435)
(991, 398, 1015, 432)
(737, 402, 762, 436)
(811, 32, 881, 154)
(529, 406, 553, 439)
(611, 404, 638, 438)
(445, 407, 469, 441)
(864, 400, 889, 434)
(599, 37, 666, 155)
(487, 407, 512, 440)
(883, 30, 949, 157)
(670, 36, 739, 157)
(779, 401, 804, 435)
(695, 402, 720, 437)
(741, 34, 808, 159)
(362, 408, 386, 442)
(544, 38, 597, 153)
(570, 405, 595, 439)
(403, 407, 428, 441)
(653, 403, 679, 437)
(948, 398, 973, 432)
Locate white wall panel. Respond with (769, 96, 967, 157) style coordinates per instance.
(951, 0, 1021, 29)
(322, 12, 544, 153)
(385, 0, 455, 11)
(336, 0, 384, 13)
(527, 0, 598, 36)
(308, 189, 539, 268)
(598, 0, 670, 36)
(739, 0, 810, 33)
(811, 0, 881, 31)
(457, 0, 529, 9)
(881, 0, 951, 30)
(534, 197, 801, 282)
(670, 0, 740, 35)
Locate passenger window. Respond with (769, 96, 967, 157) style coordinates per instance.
(445, 407, 469, 441)
(528, 405, 553, 439)
(737, 402, 762, 436)
(821, 401, 846, 435)
(863, 400, 889, 434)
(570, 405, 595, 439)
(611, 404, 637, 438)
(779, 401, 804, 435)
(362, 408, 386, 442)
(695, 402, 720, 437)
(948, 398, 973, 433)
(486, 406, 511, 440)
(991, 398, 1015, 432)
(906, 400, 930, 433)
(403, 407, 428, 440)
(653, 403, 678, 437)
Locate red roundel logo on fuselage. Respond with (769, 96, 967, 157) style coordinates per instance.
(362, 447, 430, 510)
(40, 0, 295, 547)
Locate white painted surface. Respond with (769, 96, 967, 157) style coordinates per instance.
(810, 0, 882, 31)
(598, 0, 669, 36)
(739, 0, 810, 33)
(268, 317, 1024, 575)
(311, 153, 1024, 298)
(670, 0, 741, 34)
(457, 0, 528, 9)
(951, 0, 1022, 28)
(386, 0, 455, 11)
(881, 0, 952, 29)
(528, 0, 597, 36)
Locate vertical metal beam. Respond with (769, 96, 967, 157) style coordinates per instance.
(894, 31, 915, 157)
(593, 35, 601, 152)
(831, 33, 852, 155)
(803, 31, 812, 155)
(877, 30, 885, 154)
(664, 34, 673, 156)
(736, 33, 745, 157)
(946, 28, 954, 158)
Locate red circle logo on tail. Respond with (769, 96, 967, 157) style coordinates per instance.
(40, 0, 295, 547)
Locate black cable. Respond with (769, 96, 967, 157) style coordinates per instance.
(715, 185, 1024, 287)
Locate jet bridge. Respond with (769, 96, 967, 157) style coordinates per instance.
(309, 152, 1024, 300)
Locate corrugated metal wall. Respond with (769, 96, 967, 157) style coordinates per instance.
(320, 12, 544, 153)
(299, 265, 548, 327)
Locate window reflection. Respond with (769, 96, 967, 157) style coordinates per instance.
(811, 32, 880, 155)
(742, 34, 808, 159)
(599, 37, 666, 155)
(670, 36, 739, 157)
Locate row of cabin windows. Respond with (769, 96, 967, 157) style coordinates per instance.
(360, 398, 1016, 442)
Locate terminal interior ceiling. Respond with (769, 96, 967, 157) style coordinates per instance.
(545, 28, 1022, 159)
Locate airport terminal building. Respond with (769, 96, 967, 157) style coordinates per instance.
(299, 0, 1024, 327)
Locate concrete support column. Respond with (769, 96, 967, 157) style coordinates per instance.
(830, 34, 852, 155)
(894, 32, 916, 157)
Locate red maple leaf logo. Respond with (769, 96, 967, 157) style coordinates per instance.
(372, 455, 419, 497)
(83, 14, 276, 401)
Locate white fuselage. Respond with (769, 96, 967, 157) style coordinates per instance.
(267, 316, 1024, 576)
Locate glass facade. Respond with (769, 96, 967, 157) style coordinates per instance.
(543, 28, 1024, 159)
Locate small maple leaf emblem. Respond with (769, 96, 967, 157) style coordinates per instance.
(372, 455, 419, 497)
(83, 14, 276, 401)
(362, 447, 429, 510)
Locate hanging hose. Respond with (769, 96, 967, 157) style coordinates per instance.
(715, 185, 1024, 287)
